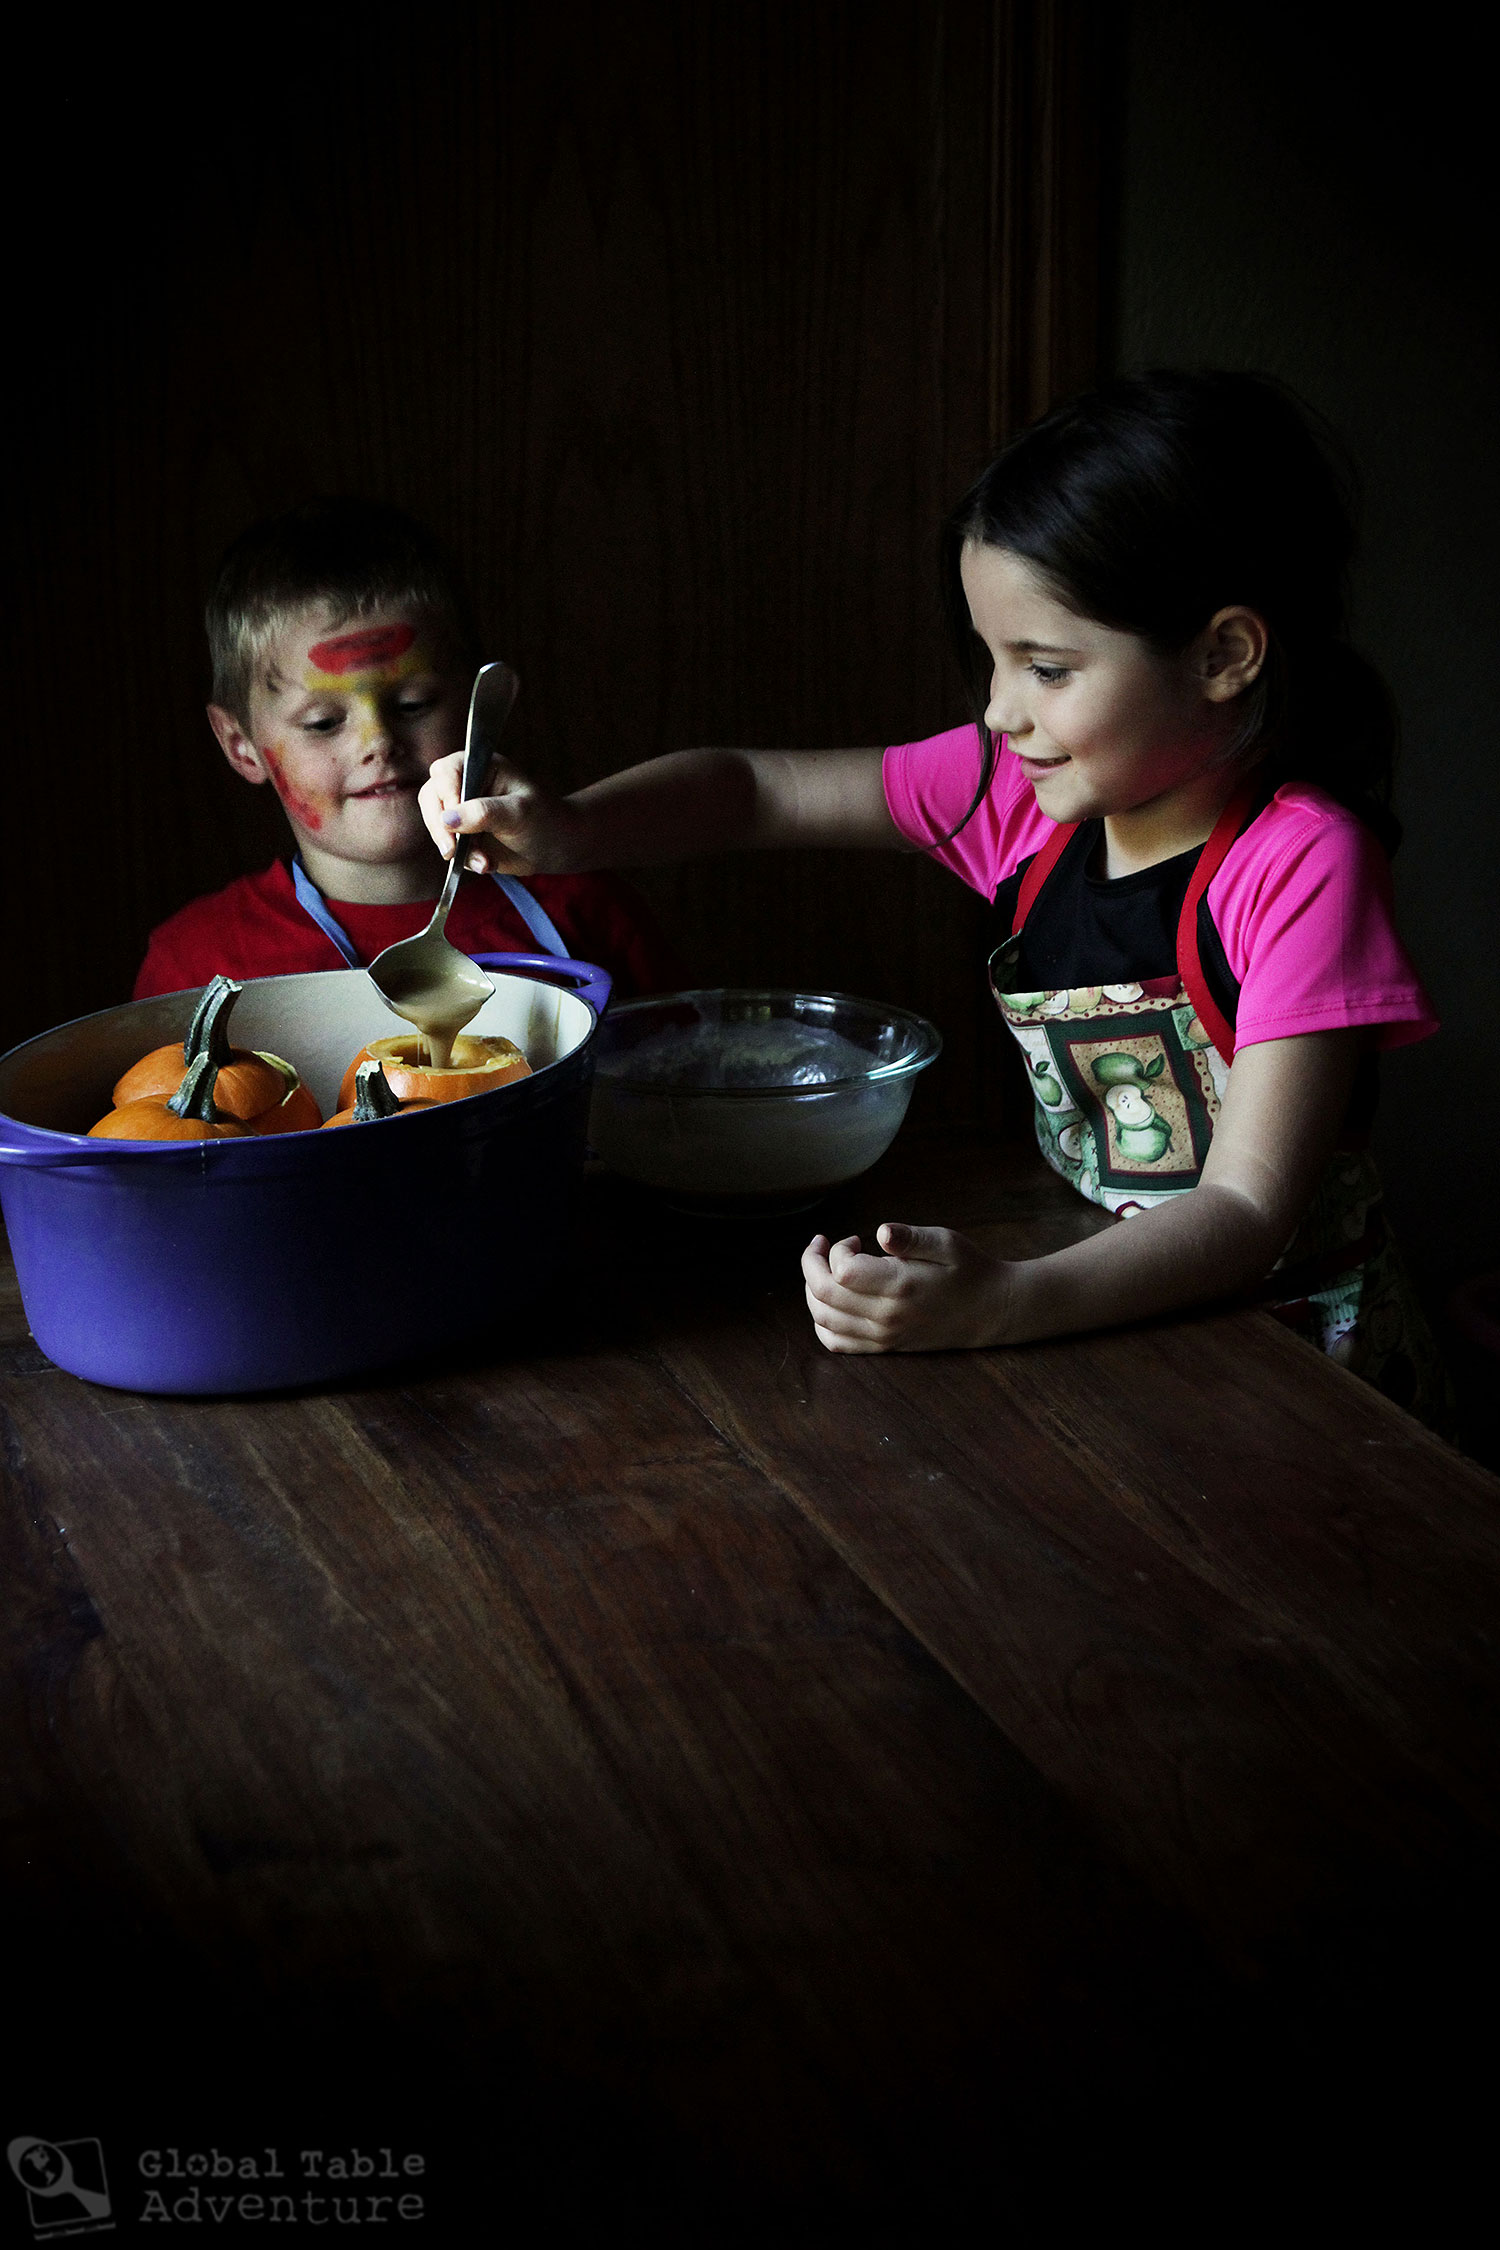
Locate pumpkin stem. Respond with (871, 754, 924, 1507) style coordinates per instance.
(352, 1060, 403, 1122)
(165, 1049, 229, 1123)
(253, 1051, 300, 1098)
(184, 976, 243, 1070)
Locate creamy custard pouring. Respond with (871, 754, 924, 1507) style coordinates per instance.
(373, 953, 494, 1069)
(363, 663, 521, 1068)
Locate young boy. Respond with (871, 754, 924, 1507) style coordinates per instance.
(133, 498, 683, 999)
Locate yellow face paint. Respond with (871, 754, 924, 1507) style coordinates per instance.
(300, 625, 434, 745)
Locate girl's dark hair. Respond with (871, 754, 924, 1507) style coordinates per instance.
(206, 497, 480, 725)
(939, 369, 1400, 853)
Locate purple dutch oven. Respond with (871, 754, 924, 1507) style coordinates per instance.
(0, 953, 608, 1395)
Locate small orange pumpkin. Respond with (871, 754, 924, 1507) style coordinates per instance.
(336, 1032, 530, 1114)
(113, 976, 323, 1133)
(90, 1050, 250, 1142)
(322, 1059, 439, 1129)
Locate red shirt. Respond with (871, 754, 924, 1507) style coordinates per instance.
(133, 860, 685, 1001)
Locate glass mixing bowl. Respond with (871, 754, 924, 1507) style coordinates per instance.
(588, 989, 942, 1208)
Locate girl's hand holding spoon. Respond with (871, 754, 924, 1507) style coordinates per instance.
(419, 751, 585, 877)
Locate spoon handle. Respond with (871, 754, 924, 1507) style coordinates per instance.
(430, 661, 520, 936)
(427, 849, 463, 936)
(462, 661, 520, 801)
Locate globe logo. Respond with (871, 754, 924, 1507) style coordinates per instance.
(8, 2134, 113, 2232)
(17, 2142, 64, 2191)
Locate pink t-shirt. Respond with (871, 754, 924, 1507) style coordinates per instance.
(883, 726, 1438, 1051)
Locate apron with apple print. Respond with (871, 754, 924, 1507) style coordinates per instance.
(988, 782, 1448, 1424)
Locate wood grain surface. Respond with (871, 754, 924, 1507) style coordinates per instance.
(3, 1, 1105, 1144)
(3, 1131, 1497, 2232)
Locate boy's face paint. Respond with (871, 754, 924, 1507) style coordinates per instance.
(246, 606, 466, 875)
(258, 744, 326, 833)
(306, 622, 416, 675)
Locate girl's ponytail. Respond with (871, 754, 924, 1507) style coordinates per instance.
(1264, 641, 1401, 856)
(941, 370, 1403, 853)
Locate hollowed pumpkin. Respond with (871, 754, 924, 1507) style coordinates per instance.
(90, 1050, 250, 1142)
(113, 976, 323, 1134)
(336, 1033, 530, 1114)
(323, 1059, 438, 1129)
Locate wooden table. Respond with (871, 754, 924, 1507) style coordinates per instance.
(5, 1131, 1499, 2237)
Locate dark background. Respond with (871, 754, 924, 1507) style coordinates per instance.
(4, 0, 1099, 1136)
(1114, 0, 1498, 1343)
(3, 0, 1493, 1305)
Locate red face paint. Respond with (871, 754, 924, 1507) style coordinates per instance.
(261, 746, 325, 832)
(307, 623, 416, 673)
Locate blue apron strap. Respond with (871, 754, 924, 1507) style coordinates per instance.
(291, 857, 361, 968)
(294, 857, 569, 968)
(493, 873, 568, 957)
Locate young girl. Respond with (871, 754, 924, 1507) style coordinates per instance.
(419, 371, 1444, 1419)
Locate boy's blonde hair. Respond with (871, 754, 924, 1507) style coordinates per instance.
(206, 497, 480, 726)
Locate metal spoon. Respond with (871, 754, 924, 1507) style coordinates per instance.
(365, 661, 520, 1064)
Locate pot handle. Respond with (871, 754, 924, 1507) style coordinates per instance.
(468, 953, 613, 1018)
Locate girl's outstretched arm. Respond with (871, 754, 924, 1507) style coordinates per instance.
(418, 746, 906, 876)
(802, 1029, 1363, 1352)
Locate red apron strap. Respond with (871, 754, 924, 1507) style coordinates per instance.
(1012, 822, 1079, 933)
(1176, 780, 1260, 1066)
